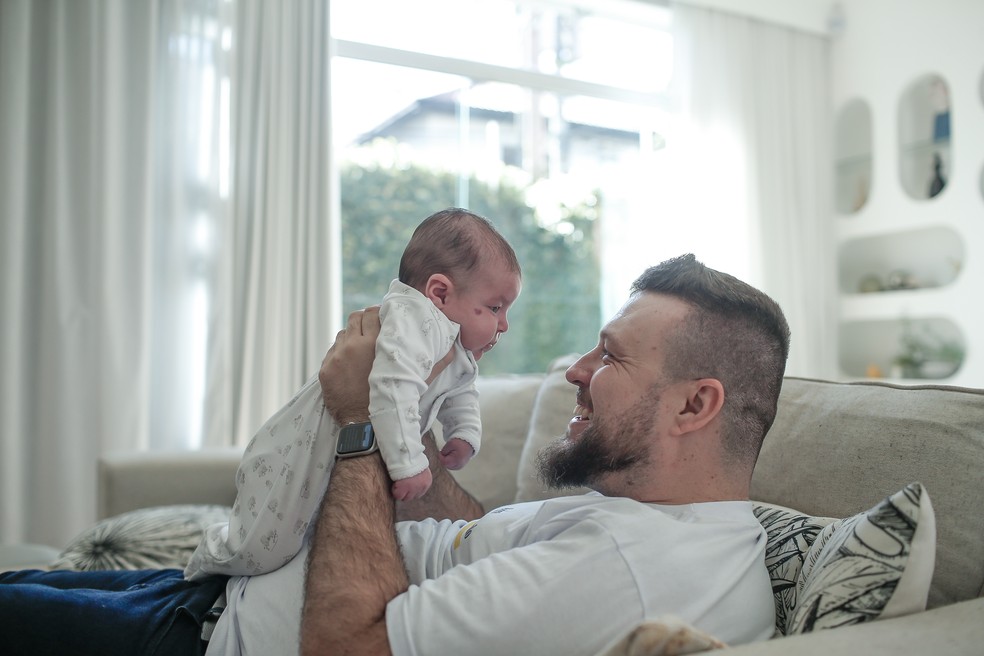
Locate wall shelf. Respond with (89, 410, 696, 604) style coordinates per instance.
(839, 316, 965, 380)
(898, 74, 951, 201)
(838, 226, 964, 294)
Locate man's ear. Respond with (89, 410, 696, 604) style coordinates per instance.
(669, 378, 725, 437)
(424, 274, 453, 306)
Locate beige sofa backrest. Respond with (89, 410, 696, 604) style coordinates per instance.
(752, 377, 984, 609)
(98, 357, 984, 614)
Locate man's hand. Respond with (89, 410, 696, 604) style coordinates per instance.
(320, 307, 380, 424)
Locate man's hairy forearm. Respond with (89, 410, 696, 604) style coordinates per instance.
(301, 455, 408, 656)
(396, 432, 484, 523)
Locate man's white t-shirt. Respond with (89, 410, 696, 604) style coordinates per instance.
(205, 493, 775, 655)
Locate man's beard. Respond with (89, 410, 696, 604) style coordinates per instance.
(535, 393, 656, 491)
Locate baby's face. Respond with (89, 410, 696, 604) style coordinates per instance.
(442, 264, 521, 360)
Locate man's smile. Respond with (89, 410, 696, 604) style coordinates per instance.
(568, 390, 593, 440)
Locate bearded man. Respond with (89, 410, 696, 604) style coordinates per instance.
(287, 253, 791, 656)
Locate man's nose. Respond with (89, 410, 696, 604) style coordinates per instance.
(565, 353, 595, 387)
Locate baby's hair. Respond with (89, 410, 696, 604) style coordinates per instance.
(399, 208, 521, 290)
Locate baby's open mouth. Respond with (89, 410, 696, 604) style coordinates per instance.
(483, 332, 502, 352)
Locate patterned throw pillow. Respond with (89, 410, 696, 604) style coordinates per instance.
(754, 482, 936, 636)
(51, 504, 231, 571)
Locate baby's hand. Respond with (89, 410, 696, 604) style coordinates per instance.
(439, 437, 475, 471)
(391, 468, 433, 501)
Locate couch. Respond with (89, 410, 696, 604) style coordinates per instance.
(65, 355, 984, 653)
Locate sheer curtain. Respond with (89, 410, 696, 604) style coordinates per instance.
(0, 0, 333, 548)
(669, 3, 837, 379)
(203, 0, 334, 449)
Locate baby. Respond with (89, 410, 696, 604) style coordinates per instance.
(185, 208, 522, 579)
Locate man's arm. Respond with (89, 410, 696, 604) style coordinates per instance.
(302, 453, 406, 655)
(302, 308, 403, 655)
(302, 307, 479, 655)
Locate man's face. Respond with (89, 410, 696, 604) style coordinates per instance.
(536, 292, 689, 494)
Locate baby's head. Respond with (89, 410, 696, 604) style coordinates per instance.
(400, 208, 522, 360)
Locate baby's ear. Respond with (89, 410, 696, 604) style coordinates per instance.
(424, 274, 453, 305)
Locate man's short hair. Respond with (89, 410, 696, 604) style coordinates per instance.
(399, 208, 521, 290)
(631, 254, 791, 464)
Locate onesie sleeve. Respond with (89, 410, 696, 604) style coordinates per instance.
(184, 375, 337, 580)
(370, 294, 457, 480)
(435, 380, 482, 456)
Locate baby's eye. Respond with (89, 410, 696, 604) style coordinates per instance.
(489, 305, 502, 314)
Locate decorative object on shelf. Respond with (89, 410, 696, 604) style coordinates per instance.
(886, 269, 918, 291)
(928, 152, 946, 198)
(852, 175, 869, 212)
(932, 112, 951, 142)
(857, 273, 883, 293)
(930, 78, 951, 143)
(891, 318, 964, 379)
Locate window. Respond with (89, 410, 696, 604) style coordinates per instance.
(331, 0, 673, 373)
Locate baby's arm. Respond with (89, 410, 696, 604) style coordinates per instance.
(370, 296, 454, 499)
(435, 381, 482, 470)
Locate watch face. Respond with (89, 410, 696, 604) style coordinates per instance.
(337, 422, 376, 456)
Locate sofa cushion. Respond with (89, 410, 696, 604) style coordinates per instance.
(50, 504, 231, 571)
(752, 377, 984, 609)
(514, 353, 590, 502)
(449, 372, 545, 510)
(755, 483, 935, 636)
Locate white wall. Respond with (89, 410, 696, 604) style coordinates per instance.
(831, 0, 984, 386)
(678, 0, 833, 34)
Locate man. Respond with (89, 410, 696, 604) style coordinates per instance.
(0, 254, 790, 655)
(283, 253, 789, 655)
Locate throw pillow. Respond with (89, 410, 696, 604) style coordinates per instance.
(754, 482, 935, 636)
(754, 504, 836, 635)
(51, 504, 231, 571)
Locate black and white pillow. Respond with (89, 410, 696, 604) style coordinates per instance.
(51, 504, 231, 571)
(754, 482, 936, 636)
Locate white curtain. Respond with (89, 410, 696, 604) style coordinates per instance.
(203, 0, 335, 450)
(669, 3, 837, 379)
(0, 0, 334, 548)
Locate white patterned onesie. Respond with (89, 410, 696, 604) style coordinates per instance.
(184, 279, 482, 580)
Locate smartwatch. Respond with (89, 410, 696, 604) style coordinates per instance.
(336, 421, 378, 458)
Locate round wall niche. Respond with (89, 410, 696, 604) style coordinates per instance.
(839, 317, 965, 381)
(834, 98, 873, 215)
(898, 73, 951, 201)
(838, 225, 964, 294)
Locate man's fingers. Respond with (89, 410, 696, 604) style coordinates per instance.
(361, 305, 382, 338)
(346, 309, 364, 333)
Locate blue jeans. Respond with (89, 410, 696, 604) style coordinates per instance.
(0, 568, 228, 656)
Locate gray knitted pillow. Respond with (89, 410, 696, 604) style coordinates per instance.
(51, 504, 230, 571)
